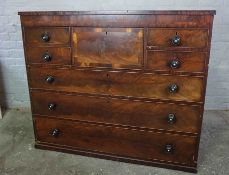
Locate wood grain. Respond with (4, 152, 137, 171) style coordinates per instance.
(108, 71, 204, 102)
(20, 15, 214, 28)
(26, 47, 71, 65)
(18, 10, 215, 172)
(147, 28, 208, 49)
(28, 67, 109, 94)
(73, 27, 143, 69)
(24, 27, 70, 46)
(31, 90, 201, 134)
(34, 117, 197, 166)
(28, 67, 204, 102)
(146, 51, 207, 73)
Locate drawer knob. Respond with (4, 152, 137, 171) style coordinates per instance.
(42, 52, 52, 62)
(171, 35, 181, 46)
(48, 103, 56, 110)
(169, 60, 180, 69)
(168, 84, 179, 93)
(167, 113, 176, 124)
(46, 76, 55, 84)
(52, 129, 60, 137)
(41, 32, 50, 42)
(165, 144, 174, 154)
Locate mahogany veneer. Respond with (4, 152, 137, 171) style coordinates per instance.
(19, 10, 215, 173)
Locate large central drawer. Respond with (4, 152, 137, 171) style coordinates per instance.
(28, 67, 204, 102)
(34, 117, 197, 166)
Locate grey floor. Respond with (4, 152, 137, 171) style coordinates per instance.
(0, 109, 228, 175)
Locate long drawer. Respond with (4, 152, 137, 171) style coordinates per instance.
(34, 117, 197, 166)
(31, 90, 201, 134)
(28, 67, 204, 102)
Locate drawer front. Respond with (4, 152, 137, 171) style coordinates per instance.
(26, 47, 71, 65)
(31, 91, 201, 134)
(109, 71, 204, 102)
(73, 27, 143, 69)
(147, 28, 208, 49)
(28, 67, 109, 94)
(28, 68, 204, 102)
(146, 51, 206, 73)
(24, 27, 70, 46)
(34, 117, 197, 165)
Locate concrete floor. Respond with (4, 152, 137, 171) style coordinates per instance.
(0, 109, 228, 175)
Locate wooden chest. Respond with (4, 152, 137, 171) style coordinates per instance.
(18, 10, 215, 173)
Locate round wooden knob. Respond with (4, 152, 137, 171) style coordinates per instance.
(52, 128, 60, 137)
(168, 84, 179, 93)
(167, 113, 176, 124)
(46, 76, 55, 84)
(41, 32, 50, 42)
(171, 35, 181, 46)
(165, 144, 174, 154)
(48, 103, 56, 110)
(42, 52, 52, 62)
(169, 60, 180, 69)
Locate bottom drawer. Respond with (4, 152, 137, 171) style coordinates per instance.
(34, 117, 197, 166)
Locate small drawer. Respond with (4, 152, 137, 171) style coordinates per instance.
(26, 47, 71, 65)
(24, 27, 70, 46)
(146, 51, 206, 73)
(31, 90, 201, 134)
(108, 71, 204, 102)
(34, 117, 197, 166)
(147, 28, 208, 49)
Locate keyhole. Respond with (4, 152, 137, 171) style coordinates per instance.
(105, 31, 108, 35)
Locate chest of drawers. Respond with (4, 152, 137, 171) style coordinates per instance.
(19, 10, 215, 173)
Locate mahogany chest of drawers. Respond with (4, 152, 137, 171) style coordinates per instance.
(18, 10, 215, 173)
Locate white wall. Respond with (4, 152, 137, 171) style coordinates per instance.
(0, 0, 228, 109)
